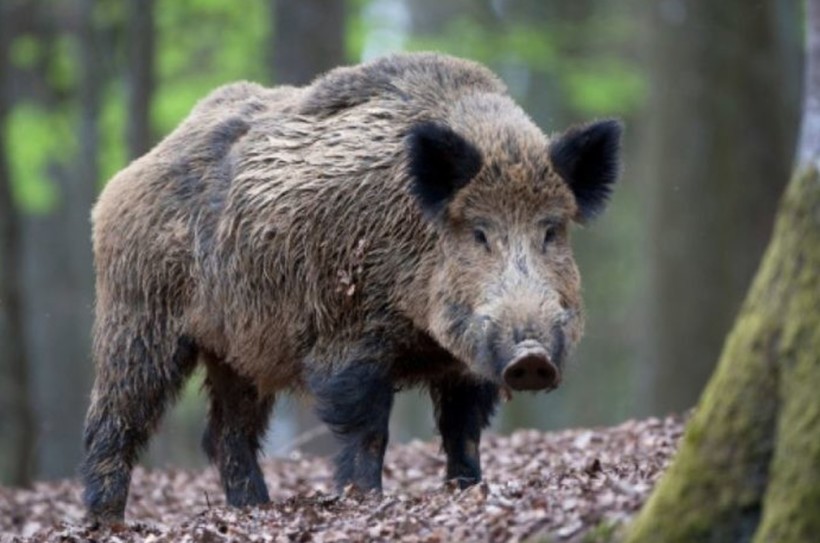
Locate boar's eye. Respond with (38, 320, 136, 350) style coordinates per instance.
(473, 227, 491, 252)
(542, 224, 557, 250)
(539, 219, 561, 251)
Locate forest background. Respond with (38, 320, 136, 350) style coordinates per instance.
(0, 0, 803, 485)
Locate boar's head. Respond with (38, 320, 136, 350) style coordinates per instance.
(407, 113, 621, 392)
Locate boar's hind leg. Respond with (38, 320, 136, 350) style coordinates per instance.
(202, 356, 273, 507)
(431, 379, 499, 489)
(81, 329, 197, 525)
(310, 363, 394, 492)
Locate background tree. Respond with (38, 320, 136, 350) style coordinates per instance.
(126, 0, 155, 159)
(270, 0, 347, 86)
(0, 0, 35, 487)
(22, 0, 99, 479)
(640, 0, 800, 415)
(626, 2, 820, 540)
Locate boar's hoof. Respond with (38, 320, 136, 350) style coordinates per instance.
(502, 342, 560, 391)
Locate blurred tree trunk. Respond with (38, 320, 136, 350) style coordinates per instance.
(23, 0, 97, 479)
(125, 0, 154, 159)
(0, 1, 36, 486)
(269, 0, 347, 455)
(270, 0, 347, 86)
(642, 0, 801, 415)
(77, 0, 99, 194)
(626, 4, 820, 541)
(60, 0, 97, 474)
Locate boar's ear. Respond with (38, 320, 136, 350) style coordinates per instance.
(406, 121, 483, 219)
(549, 119, 622, 222)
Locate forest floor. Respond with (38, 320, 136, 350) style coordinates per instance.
(0, 415, 683, 543)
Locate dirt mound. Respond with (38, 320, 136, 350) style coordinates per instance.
(0, 416, 682, 542)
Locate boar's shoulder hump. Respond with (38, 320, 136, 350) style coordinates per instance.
(190, 81, 300, 118)
(299, 52, 509, 118)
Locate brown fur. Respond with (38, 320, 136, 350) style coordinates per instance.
(81, 53, 617, 522)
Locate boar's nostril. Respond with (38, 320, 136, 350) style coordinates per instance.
(502, 344, 561, 392)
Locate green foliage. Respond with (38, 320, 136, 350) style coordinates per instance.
(153, 0, 269, 135)
(9, 35, 41, 70)
(6, 32, 82, 212)
(46, 35, 79, 96)
(5, 103, 75, 213)
(407, 16, 645, 119)
(99, 84, 127, 184)
(408, 18, 558, 79)
(564, 60, 645, 116)
(410, 19, 545, 67)
(346, 0, 371, 63)
(94, 0, 271, 185)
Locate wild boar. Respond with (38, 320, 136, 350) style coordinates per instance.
(81, 52, 621, 523)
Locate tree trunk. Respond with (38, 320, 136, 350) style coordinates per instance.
(641, 0, 801, 416)
(0, 1, 35, 486)
(125, 0, 155, 159)
(23, 0, 97, 478)
(270, 0, 347, 86)
(626, 3, 820, 541)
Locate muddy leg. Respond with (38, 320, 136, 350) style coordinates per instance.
(202, 356, 273, 507)
(431, 379, 499, 488)
(81, 333, 197, 524)
(310, 363, 394, 492)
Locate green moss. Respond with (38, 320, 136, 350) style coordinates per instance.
(754, 350, 820, 543)
(581, 520, 620, 543)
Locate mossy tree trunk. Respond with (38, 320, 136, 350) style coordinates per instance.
(625, 3, 820, 542)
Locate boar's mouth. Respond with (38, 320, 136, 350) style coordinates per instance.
(501, 340, 561, 391)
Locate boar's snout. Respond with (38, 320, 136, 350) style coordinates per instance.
(502, 340, 561, 391)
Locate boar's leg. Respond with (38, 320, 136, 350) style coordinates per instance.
(202, 355, 273, 507)
(310, 362, 394, 492)
(431, 379, 499, 489)
(81, 330, 197, 525)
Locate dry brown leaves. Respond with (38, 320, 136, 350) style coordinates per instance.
(0, 415, 683, 543)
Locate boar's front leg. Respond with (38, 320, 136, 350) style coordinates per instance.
(431, 379, 499, 489)
(310, 362, 394, 492)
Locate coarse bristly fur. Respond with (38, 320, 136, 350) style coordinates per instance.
(81, 52, 622, 523)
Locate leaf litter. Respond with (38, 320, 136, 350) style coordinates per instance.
(0, 415, 683, 542)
